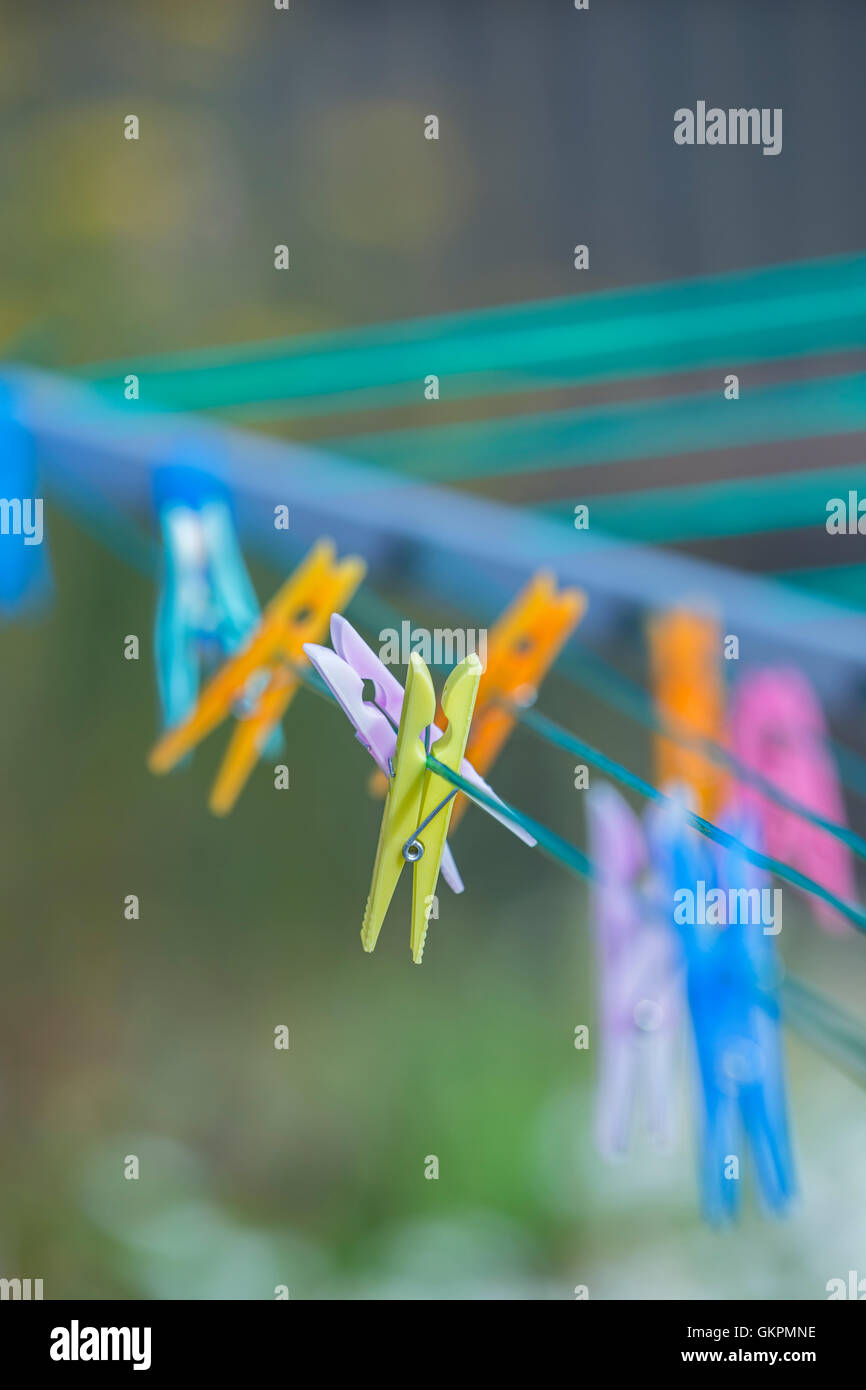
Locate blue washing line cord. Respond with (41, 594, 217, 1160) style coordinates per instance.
(44, 467, 866, 885)
(35, 473, 866, 1083)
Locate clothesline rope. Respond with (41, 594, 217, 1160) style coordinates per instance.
(37, 454, 866, 1082)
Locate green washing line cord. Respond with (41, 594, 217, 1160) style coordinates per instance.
(74, 251, 866, 416)
(45, 474, 866, 1084)
(424, 755, 866, 1087)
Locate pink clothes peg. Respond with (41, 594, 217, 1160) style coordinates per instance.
(729, 668, 856, 934)
(304, 615, 535, 896)
(586, 782, 683, 1157)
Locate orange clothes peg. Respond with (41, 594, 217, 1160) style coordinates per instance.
(366, 572, 586, 819)
(443, 571, 586, 831)
(647, 608, 727, 821)
(148, 538, 365, 813)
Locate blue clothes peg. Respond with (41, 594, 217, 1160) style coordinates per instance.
(0, 377, 51, 618)
(153, 447, 280, 756)
(646, 792, 796, 1223)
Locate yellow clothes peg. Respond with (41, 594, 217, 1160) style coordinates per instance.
(647, 607, 727, 820)
(209, 665, 296, 816)
(362, 651, 481, 963)
(148, 539, 365, 813)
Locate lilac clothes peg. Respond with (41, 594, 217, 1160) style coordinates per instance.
(304, 615, 536, 895)
(586, 782, 682, 1157)
(729, 667, 855, 934)
(325, 611, 408, 768)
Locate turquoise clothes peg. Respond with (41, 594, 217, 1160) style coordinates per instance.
(0, 377, 51, 619)
(152, 450, 279, 759)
